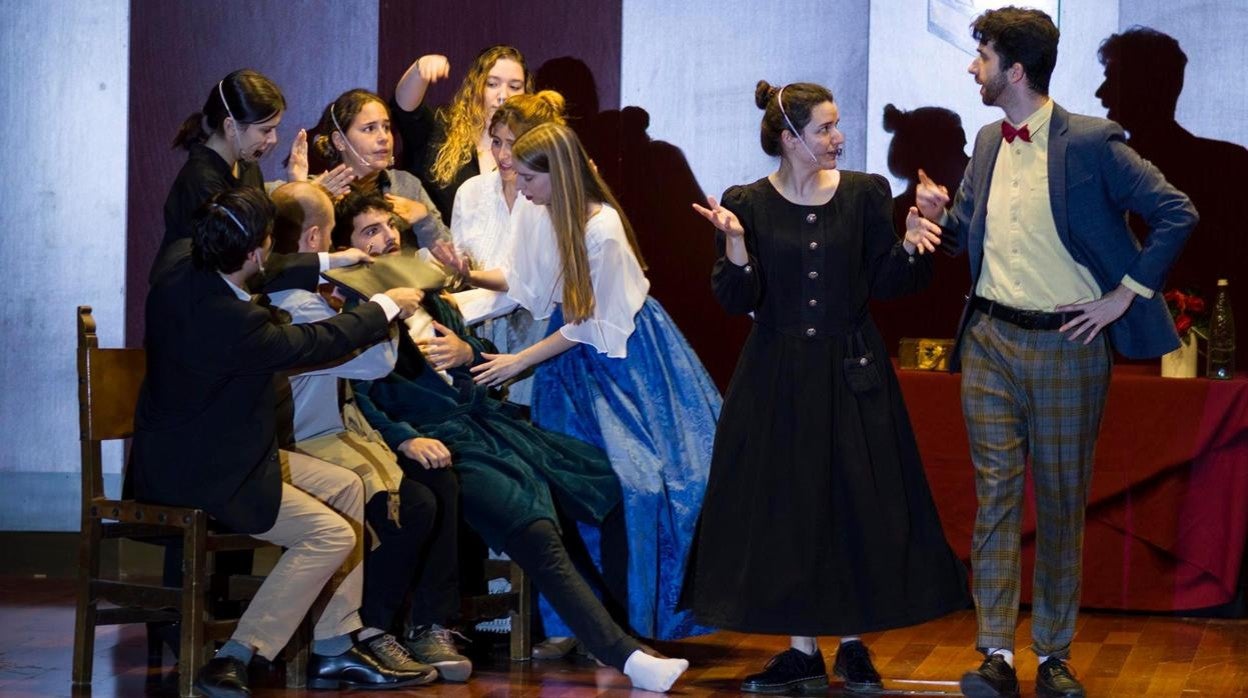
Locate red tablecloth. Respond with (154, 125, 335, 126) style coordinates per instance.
(897, 363, 1248, 611)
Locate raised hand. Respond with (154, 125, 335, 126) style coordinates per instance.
(418, 54, 450, 83)
(287, 129, 309, 182)
(386, 194, 429, 226)
(904, 206, 943, 254)
(691, 196, 744, 238)
(915, 168, 950, 221)
(311, 163, 356, 199)
(430, 240, 469, 276)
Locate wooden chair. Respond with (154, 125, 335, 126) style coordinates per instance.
(71, 306, 307, 697)
(462, 557, 532, 661)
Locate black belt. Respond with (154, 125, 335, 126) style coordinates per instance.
(971, 296, 1078, 331)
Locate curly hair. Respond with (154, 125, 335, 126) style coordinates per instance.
(429, 45, 532, 187)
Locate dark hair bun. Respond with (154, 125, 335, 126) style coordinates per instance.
(882, 103, 903, 133)
(754, 80, 779, 110)
(312, 133, 336, 161)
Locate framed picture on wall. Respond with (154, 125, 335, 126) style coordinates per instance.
(929, 0, 1061, 55)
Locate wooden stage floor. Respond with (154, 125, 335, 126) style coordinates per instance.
(3, 576, 1246, 697)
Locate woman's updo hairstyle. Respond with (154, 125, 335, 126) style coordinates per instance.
(173, 69, 286, 150)
(754, 79, 834, 157)
(489, 90, 567, 140)
(310, 88, 389, 164)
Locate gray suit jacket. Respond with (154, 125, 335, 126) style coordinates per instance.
(942, 102, 1197, 371)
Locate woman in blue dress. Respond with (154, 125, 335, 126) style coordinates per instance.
(442, 122, 721, 642)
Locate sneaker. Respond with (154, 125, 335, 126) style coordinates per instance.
(1036, 657, 1085, 697)
(740, 647, 829, 694)
(960, 654, 1020, 698)
(364, 632, 438, 676)
(832, 640, 883, 693)
(405, 624, 473, 682)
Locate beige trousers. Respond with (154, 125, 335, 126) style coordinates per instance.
(231, 450, 366, 659)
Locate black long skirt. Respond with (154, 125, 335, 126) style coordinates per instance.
(681, 320, 969, 636)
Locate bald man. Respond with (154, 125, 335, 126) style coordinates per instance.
(269, 182, 472, 681)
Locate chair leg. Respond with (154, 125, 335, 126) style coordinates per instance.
(284, 614, 310, 689)
(179, 516, 209, 698)
(509, 562, 532, 662)
(71, 515, 103, 686)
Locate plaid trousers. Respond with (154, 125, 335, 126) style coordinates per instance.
(960, 310, 1111, 658)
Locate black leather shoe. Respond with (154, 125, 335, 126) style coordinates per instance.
(832, 641, 883, 693)
(741, 648, 828, 694)
(1036, 657, 1086, 697)
(308, 643, 437, 690)
(193, 656, 250, 698)
(960, 654, 1020, 697)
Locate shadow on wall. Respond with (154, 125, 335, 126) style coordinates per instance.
(537, 56, 751, 390)
(1097, 27, 1248, 356)
(870, 103, 972, 353)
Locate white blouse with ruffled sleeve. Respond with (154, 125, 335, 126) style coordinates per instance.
(449, 171, 522, 324)
(506, 204, 650, 358)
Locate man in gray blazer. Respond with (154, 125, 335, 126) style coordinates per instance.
(916, 7, 1196, 697)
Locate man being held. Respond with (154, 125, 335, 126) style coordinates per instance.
(268, 181, 471, 681)
(916, 7, 1196, 697)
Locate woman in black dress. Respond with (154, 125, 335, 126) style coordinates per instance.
(392, 46, 531, 224)
(685, 80, 969, 694)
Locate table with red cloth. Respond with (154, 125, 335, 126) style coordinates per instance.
(898, 362, 1248, 612)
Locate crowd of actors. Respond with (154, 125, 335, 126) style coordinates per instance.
(129, 6, 1196, 698)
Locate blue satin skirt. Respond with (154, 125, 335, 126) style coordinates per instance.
(533, 297, 721, 640)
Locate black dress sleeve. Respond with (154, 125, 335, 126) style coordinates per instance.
(392, 99, 438, 177)
(711, 185, 764, 315)
(863, 174, 932, 300)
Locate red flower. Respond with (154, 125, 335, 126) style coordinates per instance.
(1175, 314, 1193, 336)
(1187, 296, 1206, 314)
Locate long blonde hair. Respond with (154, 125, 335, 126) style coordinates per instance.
(430, 45, 532, 187)
(511, 123, 646, 324)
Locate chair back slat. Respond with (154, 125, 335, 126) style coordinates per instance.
(78, 306, 146, 443)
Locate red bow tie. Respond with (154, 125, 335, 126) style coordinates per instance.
(1001, 122, 1032, 143)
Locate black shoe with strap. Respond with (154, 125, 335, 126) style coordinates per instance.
(960, 654, 1020, 698)
(832, 640, 883, 693)
(740, 647, 829, 694)
(1036, 657, 1086, 697)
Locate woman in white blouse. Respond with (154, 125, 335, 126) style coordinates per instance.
(447, 91, 567, 406)
(439, 122, 722, 643)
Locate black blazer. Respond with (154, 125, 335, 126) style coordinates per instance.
(130, 247, 391, 533)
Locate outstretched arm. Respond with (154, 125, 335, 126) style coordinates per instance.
(395, 54, 450, 111)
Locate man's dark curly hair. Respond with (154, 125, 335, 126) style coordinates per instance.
(972, 6, 1060, 95)
(332, 185, 395, 250)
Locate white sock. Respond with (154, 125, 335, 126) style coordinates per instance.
(790, 636, 818, 655)
(988, 648, 1015, 667)
(840, 636, 862, 645)
(623, 650, 689, 693)
(1038, 654, 1051, 664)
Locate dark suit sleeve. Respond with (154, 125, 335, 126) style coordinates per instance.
(1097, 127, 1198, 291)
(250, 252, 321, 293)
(225, 300, 391, 376)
